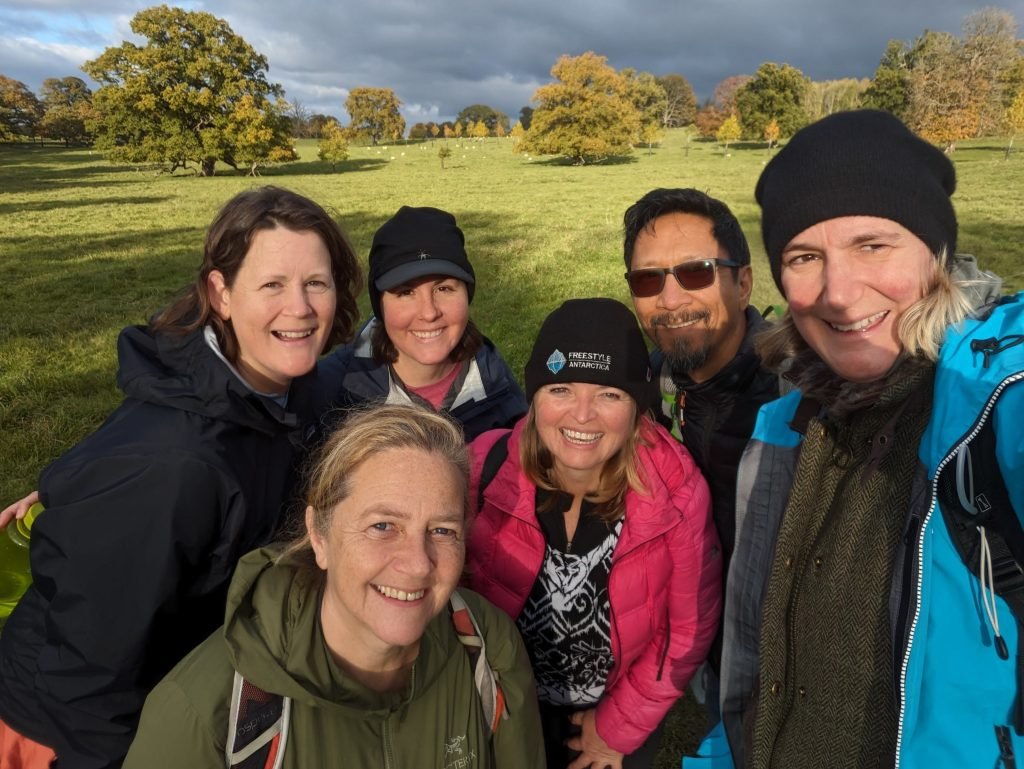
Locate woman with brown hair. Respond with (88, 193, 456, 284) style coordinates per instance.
(0, 186, 361, 769)
(317, 205, 526, 441)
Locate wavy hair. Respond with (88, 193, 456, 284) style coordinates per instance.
(151, 186, 362, 361)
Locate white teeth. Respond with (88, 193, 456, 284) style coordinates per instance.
(275, 329, 314, 339)
(375, 585, 425, 601)
(829, 311, 886, 332)
(412, 329, 444, 339)
(561, 428, 602, 444)
(665, 319, 699, 329)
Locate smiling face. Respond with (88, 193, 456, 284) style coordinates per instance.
(308, 447, 465, 672)
(380, 276, 470, 387)
(780, 216, 937, 383)
(629, 212, 751, 383)
(208, 226, 335, 394)
(533, 382, 636, 494)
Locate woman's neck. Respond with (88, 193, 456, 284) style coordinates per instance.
(392, 355, 456, 389)
(320, 602, 419, 693)
(553, 463, 600, 500)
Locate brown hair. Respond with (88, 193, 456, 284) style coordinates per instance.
(370, 315, 484, 365)
(151, 186, 362, 361)
(518, 402, 650, 523)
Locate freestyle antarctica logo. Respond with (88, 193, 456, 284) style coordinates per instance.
(546, 349, 612, 374)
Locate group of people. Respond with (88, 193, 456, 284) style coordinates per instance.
(0, 107, 1020, 769)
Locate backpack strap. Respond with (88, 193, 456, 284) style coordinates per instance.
(225, 671, 291, 769)
(939, 415, 1024, 736)
(477, 432, 511, 511)
(449, 590, 508, 735)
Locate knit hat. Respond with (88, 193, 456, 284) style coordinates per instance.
(368, 206, 476, 318)
(525, 298, 655, 412)
(756, 109, 957, 295)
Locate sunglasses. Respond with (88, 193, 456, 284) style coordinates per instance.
(624, 258, 742, 297)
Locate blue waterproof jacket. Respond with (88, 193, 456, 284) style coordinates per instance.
(317, 318, 527, 441)
(708, 290, 1024, 769)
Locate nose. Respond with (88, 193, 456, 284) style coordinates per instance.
(570, 391, 597, 423)
(656, 271, 694, 311)
(416, 289, 442, 321)
(819, 254, 863, 311)
(395, 531, 434, 578)
(283, 284, 314, 317)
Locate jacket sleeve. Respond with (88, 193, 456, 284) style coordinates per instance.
(122, 677, 225, 769)
(596, 464, 722, 754)
(29, 454, 234, 769)
(464, 590, 546, 769)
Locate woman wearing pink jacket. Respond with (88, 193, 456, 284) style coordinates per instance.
(466, 298, 721, 769)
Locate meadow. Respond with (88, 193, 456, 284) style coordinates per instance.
(1, 128, 1022, 762)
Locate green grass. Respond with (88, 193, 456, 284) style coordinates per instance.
(1, 131, 1021, 764)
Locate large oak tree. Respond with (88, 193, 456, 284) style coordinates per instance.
(518, 52, 640, 165)
(83, 5, 294, 176)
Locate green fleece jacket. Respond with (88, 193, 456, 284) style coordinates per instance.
(124, 547, 545, 769)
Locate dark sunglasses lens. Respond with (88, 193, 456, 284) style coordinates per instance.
(674, 261, 716, 290)
(627, 270, 666, 297)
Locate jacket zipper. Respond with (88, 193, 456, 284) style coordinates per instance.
(894, 369, 1024, 768)
(383, 716, 394, 769)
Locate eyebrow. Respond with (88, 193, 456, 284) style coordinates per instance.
(783, 229, 905, 254)
(354, 505, 464, 525)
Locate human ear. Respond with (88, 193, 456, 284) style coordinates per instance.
(207, 270, 231, 321)
(306, 505, 329, 571)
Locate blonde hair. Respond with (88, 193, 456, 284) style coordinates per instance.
(518, 404, 650, 524)
(279, 403, 468, 564)
(758, 248, 975, 375)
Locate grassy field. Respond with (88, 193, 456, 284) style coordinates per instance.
(1, 129, 1022, 763)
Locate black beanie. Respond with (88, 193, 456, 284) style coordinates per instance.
(368, 206, 476, 319)
(756, 109, 957, 295)
(524, 298, 655, 413)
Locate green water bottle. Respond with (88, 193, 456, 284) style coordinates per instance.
(0, 502, 41, 633)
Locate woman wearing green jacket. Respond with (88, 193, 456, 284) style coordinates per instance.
(124, 404, 545, 769)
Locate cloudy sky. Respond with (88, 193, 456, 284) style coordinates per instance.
(0, 0, 1013, 125)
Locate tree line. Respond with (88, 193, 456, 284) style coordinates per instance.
(1, 5, 1021, 173)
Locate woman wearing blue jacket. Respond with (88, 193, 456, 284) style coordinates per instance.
(714, 110, 1024, 769)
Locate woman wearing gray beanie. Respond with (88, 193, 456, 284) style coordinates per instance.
(715, 110, 1024, 769)
(467, 297, 722, 769)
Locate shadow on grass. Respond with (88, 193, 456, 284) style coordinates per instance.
(0, 195, 176, 216)
(259, 158, 390, 176)
(525, 154, 640, 167)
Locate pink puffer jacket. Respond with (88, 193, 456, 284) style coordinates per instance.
(466, 416, 721, 754)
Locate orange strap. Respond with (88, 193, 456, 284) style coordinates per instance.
(0, 718, 56, 769)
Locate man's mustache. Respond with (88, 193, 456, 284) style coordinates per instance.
(650, 310, 711, 328)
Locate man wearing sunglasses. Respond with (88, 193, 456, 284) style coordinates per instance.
(622, 188, 779, 713)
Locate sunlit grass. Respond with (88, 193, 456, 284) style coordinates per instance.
(1, 128, 1022, 763)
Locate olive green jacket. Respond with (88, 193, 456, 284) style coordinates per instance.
(124, 547, 545, 769)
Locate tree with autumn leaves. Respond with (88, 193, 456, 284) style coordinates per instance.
(83, 5, 294, 176)
(518, 52, 665, 164)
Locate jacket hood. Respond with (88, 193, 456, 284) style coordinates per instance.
(222, 546, 460, 716)
(116, 325, 308, 435)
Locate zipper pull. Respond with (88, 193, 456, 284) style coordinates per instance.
(996, 724, 1017, 768)
(972, 338, 999, 369)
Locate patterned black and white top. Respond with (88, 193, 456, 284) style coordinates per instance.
(516, 490, 623, 706)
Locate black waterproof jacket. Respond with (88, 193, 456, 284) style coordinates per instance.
(0, 325, 315, 769)
(651, 307, 779, 572)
